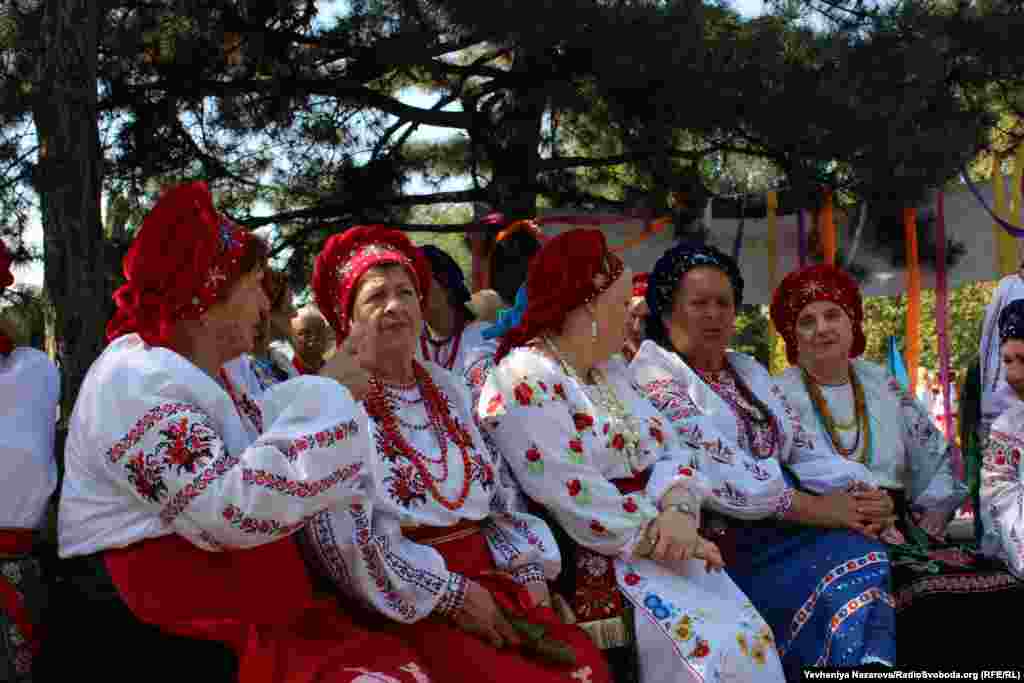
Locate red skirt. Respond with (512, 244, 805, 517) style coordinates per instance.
(104, 533, 430, 683)
(389, 522, 612, 683)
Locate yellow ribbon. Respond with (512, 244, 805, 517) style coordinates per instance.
(904, 207, 921, 396)
(994, 157, 1018, 277)
(766, 191, 783, 375)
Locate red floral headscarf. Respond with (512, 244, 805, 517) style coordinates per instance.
(496, 229, 624, 362)
(106, 181, 257, 348)
(312, 226, 432, 344)
(769, 263, 866, 365)
(0, 241, 14, 355)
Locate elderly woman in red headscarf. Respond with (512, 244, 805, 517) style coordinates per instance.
(53, 182, 430, 683)
(300, 226, 611, 683)
(476, 229, 784, 683)
(0, 242, 59, 680)
(771, 264, 1021, 669)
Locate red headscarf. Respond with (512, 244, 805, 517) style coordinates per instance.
(312, 226, 432, 344)
(632, 272, 649, 299)
(0, 241, 14, 355)
(496, 229, 624, 362)
(769, 263, 866, 365)
(106, 181, 256, 348)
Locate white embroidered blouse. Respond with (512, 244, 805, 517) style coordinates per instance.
(630, 342, 826, 520)
(0, 347, 59, 530)
(59, 334, 372, 557)
(417, 321, 488, 375)
(477, 348, 704, 559)
(980, 400, 1024, 576)
(775, 360, 965, 517)
(301, 360, 559, 624)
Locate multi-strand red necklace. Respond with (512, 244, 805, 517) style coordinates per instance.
(364, 360, 476, 511)
(420, 324, 463, 370)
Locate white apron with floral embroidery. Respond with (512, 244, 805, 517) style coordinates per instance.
(480, 349, 784, 683)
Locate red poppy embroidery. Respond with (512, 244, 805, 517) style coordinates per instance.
(526, 447, 542, 462)
(573, 412, 595, 432)
(590, 520, 607, 534)
(690, 638, 710, 658)
(567, 479, 582, 497)
(624, 572, 641, 586)
(553, 384, 567, 400)
(611, 433, 626, 450)
(569, 439, 584, 453)
(678, 466, 694, 477)
(514, 383, 534, 406)
(487, 392, 505, 416)
(623, 498, 638, 513)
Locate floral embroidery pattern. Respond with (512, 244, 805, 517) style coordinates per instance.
(123, 415, 220, 504)
(159, 452, 241, 526)
(240, 462, 363, 498)
(566, 478, 593, 505)
(221, 505, 309, 537)
(524, 444, 544, 475)
(285, 420, 361, 461)
(348, 503, 418, 621)
(642, 378, 700, 423)
(893, 570, 1024, 611)
(106, 402, 204, 463)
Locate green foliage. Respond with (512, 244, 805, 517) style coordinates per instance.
(861, 280, 996, 379)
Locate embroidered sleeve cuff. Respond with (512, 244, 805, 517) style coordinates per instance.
(774, 487, 796, 520)
(434, 572, 468, 618)
(510, 562, 546, 586)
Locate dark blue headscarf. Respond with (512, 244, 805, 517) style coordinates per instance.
(645, 241, 744, 345)
(999, 299, 1024, 346)
(420, 245, 473, 317)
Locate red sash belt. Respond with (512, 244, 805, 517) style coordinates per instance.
(402, 519, 482, 547)
(0, 529, 33, 557)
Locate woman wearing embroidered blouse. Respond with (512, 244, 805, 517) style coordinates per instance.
(478, 229, 784, 683)
(768, 265, 1020, 668)
(980, 300, 1024, 576)
(629, 243, 896, 677)
(301, 226, 610, 683)
(0, 241, 59, 681)
(417, 244, 487, 375)
(54, 182, 429, 683)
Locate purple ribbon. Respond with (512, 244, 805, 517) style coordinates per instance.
(935, 191, 962, 477)
(960, 168, 1024, 238)
(797, 209, 808, 267)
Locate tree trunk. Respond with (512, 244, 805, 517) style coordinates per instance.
(33, 0, 109, 422)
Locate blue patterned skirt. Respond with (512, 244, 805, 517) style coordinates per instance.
(724, 519, 895, 679)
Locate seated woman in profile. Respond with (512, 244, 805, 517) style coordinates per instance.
(0, 242, 59, 681)
(478, 229, 785, 683)
(770, 264, 1022, 667)
(301, 225, 611, 683)
(630, 243, 896, 677)
(54, 182, 429, 683)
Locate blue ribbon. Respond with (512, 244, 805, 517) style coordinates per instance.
(482, 284, 527, 340)
(887, 335, 910, 392)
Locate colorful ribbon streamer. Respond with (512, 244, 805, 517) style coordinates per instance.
(994, 158, 1019, 276)
(904, 207, 921, 396)
(820, 189, 836, 266)
(766, 191, 780, 375)
(959, 165, 1024, 238)
(935, 191, 962, 474)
